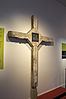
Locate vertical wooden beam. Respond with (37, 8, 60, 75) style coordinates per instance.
(31, 45, 38, 99)
(31, 15, 38, 30)
(31, 88, 37, 99)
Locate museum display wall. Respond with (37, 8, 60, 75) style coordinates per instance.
(0, 0, 66, 99)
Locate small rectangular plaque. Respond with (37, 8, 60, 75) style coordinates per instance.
(0, 28, 4, 69)
(62, 43, 66, 59)
(32, 33, 39, 42)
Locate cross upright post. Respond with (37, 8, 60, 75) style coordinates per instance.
(8, 15, 54, 99)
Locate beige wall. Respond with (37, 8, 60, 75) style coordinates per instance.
(0, 0, 66, 99)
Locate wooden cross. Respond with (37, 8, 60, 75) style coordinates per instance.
(8, 15, 54, 99)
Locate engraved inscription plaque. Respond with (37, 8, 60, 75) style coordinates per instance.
(32, 33, 39, 42)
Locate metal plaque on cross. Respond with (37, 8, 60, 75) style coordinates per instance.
(8, 15, 54, 99)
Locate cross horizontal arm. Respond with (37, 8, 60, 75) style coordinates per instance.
(8, 31, 28, 39)
(8, 31, 29, 44)
(39, 35, 54, 46)
(8, 31, 33, 46)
